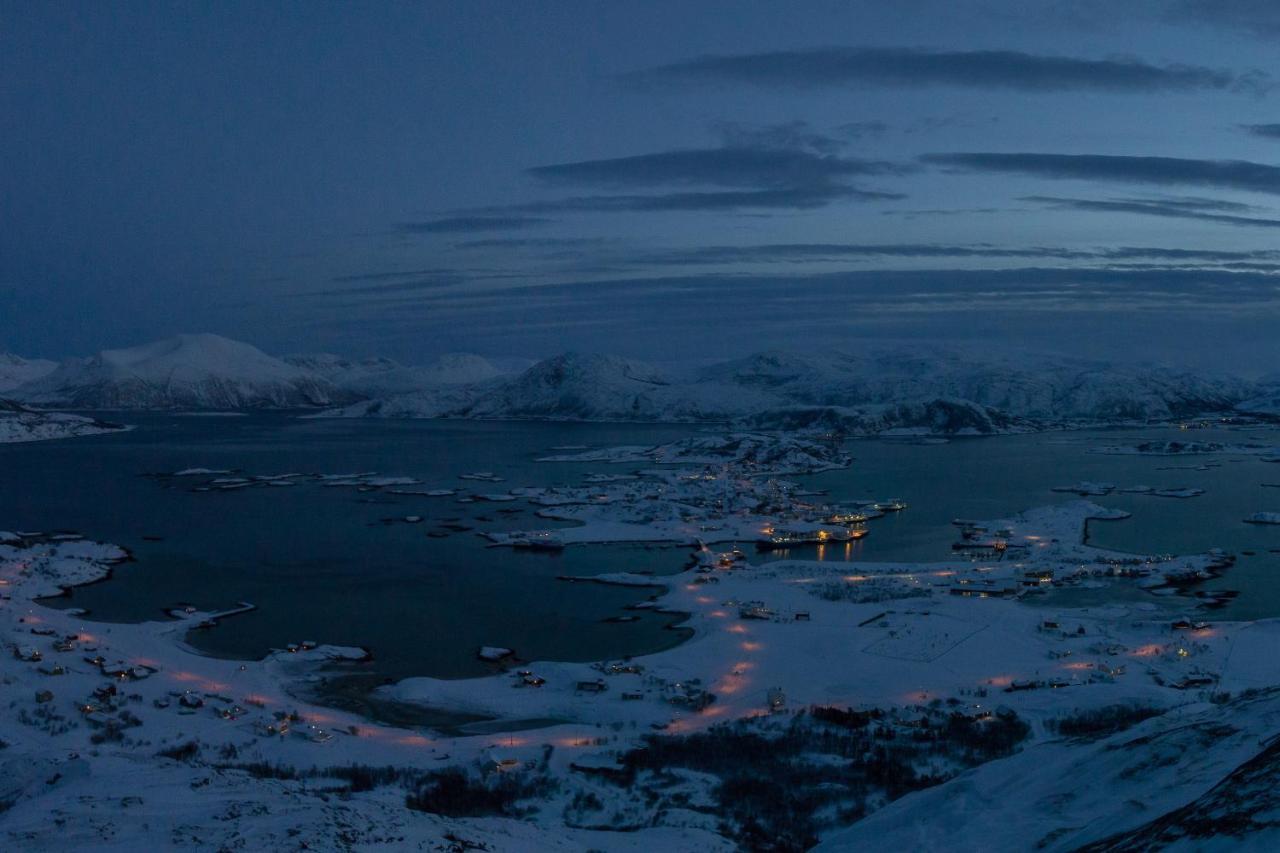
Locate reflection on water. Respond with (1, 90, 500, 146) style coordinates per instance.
(772, 426, 1280, 621)
(5, 415, 1280, 686)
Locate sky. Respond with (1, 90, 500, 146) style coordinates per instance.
(5, 0, 1280, 370)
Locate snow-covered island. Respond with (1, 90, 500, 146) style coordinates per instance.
(5, 430, 1280, 850)
(0, 398, 128, 444)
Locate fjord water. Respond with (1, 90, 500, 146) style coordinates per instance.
(3, 414, 702, 680)
(789, 425, 1280, 620)
(5, 416, 1280, 686)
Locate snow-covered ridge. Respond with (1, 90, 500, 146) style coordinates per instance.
(0, 352, 56, 392)
(0, 398, 129, 444)
(284, 351, 503, 397)
(8, 334, 505, 412)
(317, 347, 1265, 433)
(13, 334, 349, 410)
(6, 336, 1274, 425)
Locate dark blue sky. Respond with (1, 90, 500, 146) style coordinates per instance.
(5, 1, 1280, 368)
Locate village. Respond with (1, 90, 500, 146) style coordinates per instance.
(2, 432, 1279, 849)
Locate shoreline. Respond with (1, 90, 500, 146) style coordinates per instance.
(5, 427, 1280, 848)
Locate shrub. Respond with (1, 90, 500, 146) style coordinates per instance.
(157, 741, 200, 762)
(1048, 704, 1163, 739)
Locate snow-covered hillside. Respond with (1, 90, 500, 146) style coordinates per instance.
(286, 352, 502, 398)
(318, 348, 1256, 432)
(12, 334, 354, 410)
(6, 337, 1262, 426)
(0, 398, 128, 443)
(695, 349, 1250, 422)
(458, 352, 688, 420)
(1235, 376, 1280, 417)
(817, 688, 1280, 852)
(0, 352, 56, 392)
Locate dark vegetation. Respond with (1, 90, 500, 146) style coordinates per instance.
(610, 705, 1030, 852)
(405, 768, 557, 817)
(174, 705, 1029, 851)
(157, 740, 201, 762)
(1047, 703, 1165, 740)
(210, 758, 557, 817)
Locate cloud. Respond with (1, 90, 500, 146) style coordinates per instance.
(1026, 194, 1280, 227)
(495, 186, 903, 213)
(451, 237, 611, 250)
(1167, 1, 1280, 36)
(923, 152, 1280, 195)
(514, 129, 908, 212)
(330, 268, 459, 283)
(335, 268, 1280, 345)
(393, 216, 551, 234)
(1241, 123, 1280, 139)
(527, 146, 901, 190)
(624, 46, 1271, 95)
(637, 243, 1096, 265)
(711, 119, 854, 155)
(834, 121, 890, 140)
(631, 242, 1280, 266)
(302, 275, 469, 298)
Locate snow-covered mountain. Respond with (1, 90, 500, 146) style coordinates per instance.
(7, 337, 1261, 427)
(0, 353, 56, 392)
(285, 352, 502, 398)
(13, 334, 352, 410)
(319, 347, 1254, 432)
(696, 349, 1250, 422)
(1234, 374, 1280, 417)
(458, 352, 684, 421)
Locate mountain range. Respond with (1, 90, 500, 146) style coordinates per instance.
(2, 335, 1274, 434)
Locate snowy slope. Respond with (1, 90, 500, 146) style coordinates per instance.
(697, 348, 1250, 421)
(457, 352, 696, 421)
(323, 348, 1252, 429)
(0, 397, 128, 442)
(0, 352, 56, 392)
(817, 689, 1280, 852)
(286, 351, 502, 397)
(313, 384, 490, 419)
(1235, 376, 1280, 416)
(13, 334, 353, 410)
(14, 338, 1252, 423)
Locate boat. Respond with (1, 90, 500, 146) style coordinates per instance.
(828, 511, 870, 524)
(510, 532, 566, 551)
(756, 526, 866, 550)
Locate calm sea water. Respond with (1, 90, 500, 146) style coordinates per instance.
(2, 414, 702, 680)
(5, 415, 1280, 685)
(785, 425, 1280, 620)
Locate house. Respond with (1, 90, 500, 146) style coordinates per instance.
(483, 751, 522, 774)
(576, 679, 608, 694)
(605, 662, 644, 675)
(1005, 679, 1040, 692)
(767, 687, 786, 712)
(13, 645, 42, 662)
(739, 601, 775, 620)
